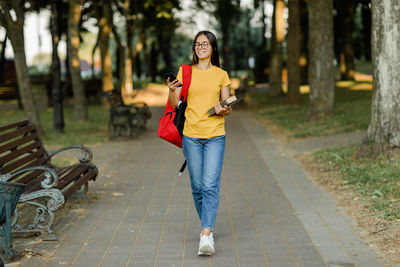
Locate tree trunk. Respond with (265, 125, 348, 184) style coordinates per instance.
(287, 0, 301, 105)
(307, 0, 335, 120)
(337, 0, 356, 81)
(11, 31, 44, 136)
(158, 29, 172, 73)
(112, 24, 125, 95)
(260, 0, 267, 49)
(68, 0, 87, 121)
(140, 31, 151, 78)
(0, 34, 7, 83)
(0, 3, 44, 137)
(91, 33, 99, 79)
(368, 0, 400, 153)
(299, 0, 308, 85)
(98, 0, 113, 92)
(51, 2, 65, 132)
(124, 0, 134, 97)
(124, 49, 134, 96)
(268, 0, 285, 98)
(215, 0, 237, 73)
(221, 24, 231, 73)
(361, 2, 372, 61)
(150, 42, 158, 82)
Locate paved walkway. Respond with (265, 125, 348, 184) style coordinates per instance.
(9, 107, 389, 266)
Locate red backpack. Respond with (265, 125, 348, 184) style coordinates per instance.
(157, 64, 192, 148)
(157, 65, 192, 175)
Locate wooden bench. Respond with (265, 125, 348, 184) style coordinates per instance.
(103, 89, 152, 138)
(0, 120, 98, 240)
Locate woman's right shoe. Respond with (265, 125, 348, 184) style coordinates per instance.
(198, 232, 215, 256)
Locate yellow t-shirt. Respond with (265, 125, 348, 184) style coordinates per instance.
(177, 65, 231, 139)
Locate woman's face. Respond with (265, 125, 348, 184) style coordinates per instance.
(194, 35, 212, 61)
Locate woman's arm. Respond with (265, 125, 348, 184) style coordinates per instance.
(214, 86, 232, 116)
(167, 78, 182, 108)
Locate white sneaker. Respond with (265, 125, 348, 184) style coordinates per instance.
(198, 232, 215, 256)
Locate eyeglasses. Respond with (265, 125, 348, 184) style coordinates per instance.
(194, 42, 209, 49)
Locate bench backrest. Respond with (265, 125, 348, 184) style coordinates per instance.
(0, 120, 49, 184)
(103, 89, 125, 109)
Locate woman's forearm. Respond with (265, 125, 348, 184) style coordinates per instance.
(168, 89, 180, 108)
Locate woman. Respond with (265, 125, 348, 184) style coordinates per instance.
(167, 30, 232, 256)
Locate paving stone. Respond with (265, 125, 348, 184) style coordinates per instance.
(9, 107, 388, 266)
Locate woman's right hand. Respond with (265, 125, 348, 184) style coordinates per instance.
(167, 78, 182, 108)
(167, 77, 182, 92)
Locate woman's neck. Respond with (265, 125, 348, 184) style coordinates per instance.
(195, 59, 212, 70)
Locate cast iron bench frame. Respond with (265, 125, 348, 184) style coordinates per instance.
(103, 89, 151, 138)
(0, 119, 98, 240)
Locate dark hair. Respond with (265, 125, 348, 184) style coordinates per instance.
(191, 30, 220, 67)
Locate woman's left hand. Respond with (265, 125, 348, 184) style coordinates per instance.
(214, 102, 232, 116)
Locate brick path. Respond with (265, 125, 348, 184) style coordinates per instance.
(10, 107, 388, 267)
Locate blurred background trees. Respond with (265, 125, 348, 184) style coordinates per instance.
(1, 0, 399, 154)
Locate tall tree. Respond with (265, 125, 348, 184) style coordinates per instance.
(368, 0, 400, 153)
(0, 33, 7, 83)
(50, 1, 65, 132)
(299, 0, 308, 85)
(287, 0, 301, 104)
(124, 0, 134, 96)
(360, 0, 371, 61)
(215, 0, 240, 72)
(111, 15, 127, 96)
(255, 0, 267, 49)
(134, 0, 180, 78)
(97, 0, 114, 92)
(335, 0, 356, 81)
(268, 0, 285, 98)
(307, 0, 335, 120)
(112, 0, 135, 97)
(195, 0, 240, 73)
(0, 1, 44, 137)
(68, 0, 87, 121)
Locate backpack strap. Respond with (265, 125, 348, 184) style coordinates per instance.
(180, 64, 192, 102)
(177, 160, 187, 176)
(163, 64, 192, 115)
(177, 64, 191, 176)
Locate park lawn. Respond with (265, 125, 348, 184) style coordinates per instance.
(0, 104, 109, 147)
(314, 145, 400, 220)
(248, 80, 400, 220)
(248, 80, 372, 139)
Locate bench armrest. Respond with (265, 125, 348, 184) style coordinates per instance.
(0, 166, 58, 189)
(126, 102, 151, 118)
(48, 145, 93, 164)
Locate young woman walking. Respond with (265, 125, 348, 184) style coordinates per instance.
(167, 30, 231, 256)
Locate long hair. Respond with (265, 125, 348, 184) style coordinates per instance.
(191, 31, 220, 67)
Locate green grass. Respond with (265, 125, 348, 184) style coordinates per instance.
(314, 146, 400, 220)
(247, 76, 400, 220)
(249, 84, 372, 139)
(0, 105, 109, 147)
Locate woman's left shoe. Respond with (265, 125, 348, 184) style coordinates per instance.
(198, 232, 215, 256)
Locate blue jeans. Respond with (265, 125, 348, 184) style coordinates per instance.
(182, 135, 225, 231)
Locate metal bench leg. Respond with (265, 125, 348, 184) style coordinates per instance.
(0, 196, 14, 259)
(0, 181, 25, 259)
(71, 182, 89, 200)
(12, 189, 65, 241)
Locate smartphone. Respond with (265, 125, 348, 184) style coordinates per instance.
(162, 72, 182, 87)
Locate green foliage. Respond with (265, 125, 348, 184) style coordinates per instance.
(170, 33, 192, 71)
(314, 146, 400, 219)
(0, 105, 109, 147)
(249, 84, 372, 138)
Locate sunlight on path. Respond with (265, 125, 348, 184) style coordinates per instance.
(125, 83, 169, 107)
(125, 78, 241, 107)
